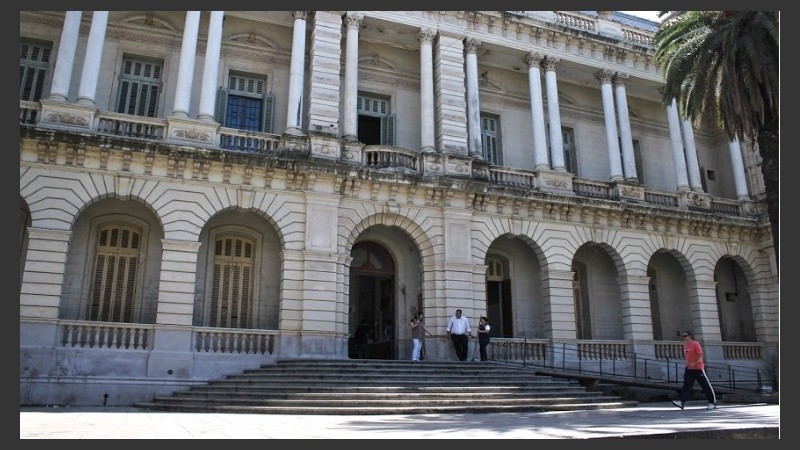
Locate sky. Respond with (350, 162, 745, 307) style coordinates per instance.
(619, 11, 663, 22)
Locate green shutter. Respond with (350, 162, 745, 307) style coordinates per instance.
(382, 114, 396, 146)
(262, 93, 274, 134)
(215, 86, 228, 125)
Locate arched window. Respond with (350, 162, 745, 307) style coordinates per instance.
(88, 224, 142, 322)
(209, 235, 254, 328)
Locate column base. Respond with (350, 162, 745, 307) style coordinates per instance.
(537, 169, 575, 196)
(38, 99, 96, 131)
(165, 116, 218, 147)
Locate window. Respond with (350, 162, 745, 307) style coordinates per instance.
(87, 224, 142, 323)
(216, 73, 274, 133)
(357, 94, 395, 146)
(618, 136, 644, 183)
(116, 56, 163, 117)
(209, 235, 254, 329)
(19, 40, 51, 102)
(480, 114, 501, 165)
(562, 127, 577, 175)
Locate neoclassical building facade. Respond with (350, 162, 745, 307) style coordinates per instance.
(20, 11, 778, 406)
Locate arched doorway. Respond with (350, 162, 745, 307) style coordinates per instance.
(349, 241, 396, 359)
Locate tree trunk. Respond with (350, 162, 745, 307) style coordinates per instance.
(757, 121, 779, 270)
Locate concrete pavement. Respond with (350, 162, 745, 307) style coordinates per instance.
(20, 401, 779, 439)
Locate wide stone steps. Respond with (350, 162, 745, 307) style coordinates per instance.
(136, 360, 638, 414)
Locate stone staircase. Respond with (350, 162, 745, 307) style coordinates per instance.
(136, 360, 638, 414)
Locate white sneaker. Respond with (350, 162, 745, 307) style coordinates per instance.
(671, 400, 684, 410)
(707, 403, 716, 410)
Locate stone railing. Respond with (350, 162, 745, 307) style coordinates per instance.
(219, 127, 281, 153)
(712, 198, 741, 215)
(96, 111, 166, 140)
(193, 326, 278, 355)
(723, 342, 764, 360)
(489, 166, 537, 189)
(20, 100, 40, 125)
(645, 188, 680, 207)
(554, 11, 596, 31)
(58, 320, 154, 350)
(573, 177, 611, 199)
(577, 340, 629, 360)
(363, 145, 419, 172)
(491, 338, 548, 361)
(654, 341, 683, 360)
(622, 27, 653, 45)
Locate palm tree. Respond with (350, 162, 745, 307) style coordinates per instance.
(653, 11, 779, 263)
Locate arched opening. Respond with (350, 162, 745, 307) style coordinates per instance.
(20, 197, 31, 290)
(485, 254, 513, 337)
(349, 240, 396, 359)
(714, 257, 756, 342)
(572, 243, 623, 340)
(647, 251, 691, 340)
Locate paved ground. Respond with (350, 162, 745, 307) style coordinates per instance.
(20, 401, 779, 439)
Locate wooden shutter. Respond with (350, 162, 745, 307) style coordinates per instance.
(215, 86, 228, 125)
(382, 114, 396, 146)
(262, 93, 274, 133)
(210, 236, 254, 328)
(88, 225, 141, 322)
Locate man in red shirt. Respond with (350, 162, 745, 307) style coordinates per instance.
(672, 330, 717, 410)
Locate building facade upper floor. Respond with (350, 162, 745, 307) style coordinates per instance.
(19, 10, 768, 219)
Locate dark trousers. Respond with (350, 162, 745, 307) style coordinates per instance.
(450, 334, 469, 361)
(479, 338, 490, 361)
(678, 368, 717, 404)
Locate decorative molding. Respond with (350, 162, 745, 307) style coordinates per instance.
(118, 13, 178, 32)
(225, 32, 280, 50)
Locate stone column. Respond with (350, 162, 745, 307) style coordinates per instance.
(171, 11, 201, 118)
(596, 69, 623, 181)
(19, 228, 72, 320)
(342, 12, 363, 141)
(614, 73, 638, 181)
(285, 11, 308, 135)
(666, 98, 690, 191)
(48, 11, 82, 102)
(434, 32, 468, 155)
(525, 52, 549, 170)
(542, 268, 576, 340)
(76, 11, 108, 106)
(155, 239, 201, 326)
(197, 11, 224, 122)
(681, 119, 704, 192)
(620, 275, 653, 341)
(417, 28, 436, 153)
(544, 57, 565, 171)
(729, 138, 751, 200)
(464, 38, 483, 158)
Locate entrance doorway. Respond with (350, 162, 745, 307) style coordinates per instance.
(349, 241, 396, 359)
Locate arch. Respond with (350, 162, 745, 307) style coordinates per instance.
(339, 211, 437, 263)
(638, 234, 700, 284)
(470, 216, 549, 268)
(194, 209, 283, 330)
(647, 250, 692, 340)
(572, 241, 625, 340)
(225, 32, 280, 50)
(60, 198, 164, 323)
(118, 13, 178, 32)
(714, 256, 757, 342)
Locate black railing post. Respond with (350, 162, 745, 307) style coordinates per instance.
(757, 369, 763, 392)
(523, 338, 527, 367)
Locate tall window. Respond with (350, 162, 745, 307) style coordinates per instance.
(619, 136, 645, 183)
(357, 94, 395, 145)
(481, 114, 501, 165)
(209, 236, 254, 329)
(562, 126, 577, 174)
(116, 56, 163, 117)
(19, 40, 50, 102)
(216, 73, 274, 133)
(88, 224, 142, 323)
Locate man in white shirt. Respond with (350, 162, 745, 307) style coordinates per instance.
(446, 309, 472, 361)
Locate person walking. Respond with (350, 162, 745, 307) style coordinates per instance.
(672, 330, 717, 410)
(477, 316, 491, 361)
(409, 314, 423, 361)
(446, 308, 471, 361)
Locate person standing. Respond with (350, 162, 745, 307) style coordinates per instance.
(446, 308, 471, 361)
(477, 316, 491, 361)
(409, 314, 423, 361)
(672, 330, 717, 410)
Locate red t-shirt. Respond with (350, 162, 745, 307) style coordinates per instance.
(683, 339, 704, 370)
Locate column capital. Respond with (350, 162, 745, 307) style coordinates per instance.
(543, 56, 560, 71)
(342, 12, 363, 29)
(595, 69, 615, 84)
(416, 28, 436, 44)
(464, 37, 481, 54)
(614, 72, 630, 86)
(292, 11, 309, 21)
(524, 52, 544, 68)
